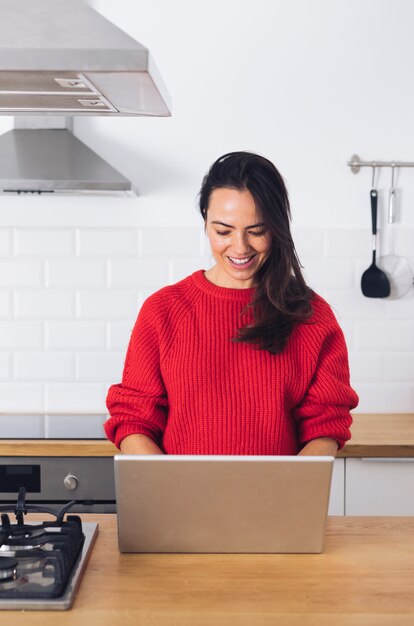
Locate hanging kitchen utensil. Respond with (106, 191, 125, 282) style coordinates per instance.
(361, 166, 391, 298)
(377, 164, 414, 299)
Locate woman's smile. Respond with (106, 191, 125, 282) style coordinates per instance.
(227, 254, 257, 268)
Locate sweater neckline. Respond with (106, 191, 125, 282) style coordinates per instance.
(191, 270, 255, 301)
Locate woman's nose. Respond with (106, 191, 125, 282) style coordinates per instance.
(232, 232, 250, 254)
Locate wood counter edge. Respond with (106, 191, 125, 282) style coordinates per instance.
(0, 440, 118, 457)
(1, 413, 414, 458)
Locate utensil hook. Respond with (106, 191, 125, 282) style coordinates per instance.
(371, 162, 376, 188)
(390, 162, 396, 188)
(388, 162, 397, 224)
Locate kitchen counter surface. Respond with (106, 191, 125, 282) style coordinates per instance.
(5, 514, 414, 626)
(1, 413, 414, 457)
(337, 412, 414, 458)
(0, 438, 117, 457)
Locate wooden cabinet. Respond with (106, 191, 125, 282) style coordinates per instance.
(345, 458, 414, 515)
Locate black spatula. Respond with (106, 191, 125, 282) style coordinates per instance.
(361, 189, 390, 298)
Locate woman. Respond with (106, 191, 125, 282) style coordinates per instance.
(105, 151, 358, 456)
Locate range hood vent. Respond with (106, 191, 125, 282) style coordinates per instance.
(0, 0, 171, 116)
(0, 125, 131, 193)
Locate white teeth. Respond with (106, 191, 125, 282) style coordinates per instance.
(229, 256, 252, 265)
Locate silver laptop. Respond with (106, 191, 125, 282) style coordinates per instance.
(114, 455, 334, 554)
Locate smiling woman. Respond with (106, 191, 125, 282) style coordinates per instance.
(105, 151, 358, 458)
(198, 152, 316, 355)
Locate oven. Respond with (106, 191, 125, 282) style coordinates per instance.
(0, 457, 116, 514)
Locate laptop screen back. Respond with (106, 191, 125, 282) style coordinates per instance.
(114, 455, 334, 554)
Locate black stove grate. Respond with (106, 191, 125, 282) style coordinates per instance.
(0, 488, 85, 600)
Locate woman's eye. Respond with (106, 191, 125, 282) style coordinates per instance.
(216, 230, 230, 236)
(249, 230, 267, 237)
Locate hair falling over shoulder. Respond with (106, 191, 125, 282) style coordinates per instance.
(198, 151, 314, 354)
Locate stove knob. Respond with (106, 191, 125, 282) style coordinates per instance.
(63, 474, 79, 491)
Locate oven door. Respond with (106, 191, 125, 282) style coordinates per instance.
(0, 457, 115, 513)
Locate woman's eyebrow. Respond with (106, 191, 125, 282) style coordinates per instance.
(211, 221, 234, 228)
(211, 221, 265, 229)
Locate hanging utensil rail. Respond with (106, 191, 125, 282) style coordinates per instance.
(348, 154, 414, 174)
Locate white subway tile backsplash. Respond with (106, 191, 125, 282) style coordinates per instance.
(354, 383, 414, 413)
(15, 290, 74, 318)
(77, 290, 138, 319)
(45, 414, 106, 438)
(141, 228, 201, 257)
(0, 292, 10, 317)
(0, 383, 44, 412)
(384, 353, 414, 382)
(76, 351, 124, 381)
(109, 258, 169, 288)
(0, 230, 11, 256)
(291, 228, 325, 260)
(325, 229, 371, 259)
(385, 292, 414, 318)
(0, 415, 44, 438)
(15, 229, 74, 256)
(0, 321, 43, 348)
(348, 351, 384, 383)
(386, 229, 414, 259)
(47, 260, 106, 287)
(0, 352, 11, 379)
(14, 352, 74, 381)
(355, 321, 414, 351)
(46, 321, 106, 349)
(78, 229, 138, 257)
(302, 259, 355, 291)
(0, 261, 43, 286)
(169, 257, 213, 283)
(328, 290, 386, 320)
(45, 383, 106, 413)
(107, 321, 133, 350)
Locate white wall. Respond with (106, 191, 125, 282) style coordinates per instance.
(0, 0, 414, 438)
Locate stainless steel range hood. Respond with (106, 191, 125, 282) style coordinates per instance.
(0, 0, 171, 193)
(0, 0, 171, 116)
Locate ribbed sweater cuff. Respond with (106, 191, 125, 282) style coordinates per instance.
(106, 422, 160, 450)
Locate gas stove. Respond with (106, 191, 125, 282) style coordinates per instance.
(0, 487, 98, 610)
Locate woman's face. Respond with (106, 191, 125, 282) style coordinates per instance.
(205, 187, 271, 289)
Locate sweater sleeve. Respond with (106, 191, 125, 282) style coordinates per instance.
(292, 317, 359, 451)
(104, 297, 168, 449)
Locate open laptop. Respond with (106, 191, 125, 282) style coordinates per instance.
(114, 455, 334, 554)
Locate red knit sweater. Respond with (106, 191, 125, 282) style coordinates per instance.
(105, 270, 358, 454)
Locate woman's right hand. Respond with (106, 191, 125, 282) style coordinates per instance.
(119, 434, 164, 455)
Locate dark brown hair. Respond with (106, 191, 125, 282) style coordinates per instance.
(198, 151, 313, 354)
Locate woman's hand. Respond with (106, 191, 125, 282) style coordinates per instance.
(120, 434, 164, 455)
(298, 437, 338, 457)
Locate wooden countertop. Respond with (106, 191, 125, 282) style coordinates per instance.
(1, 413, 414, 458)
(6, 514, 414, 626)
(338, 413, 414, 458)
(0, 438, 118, 457)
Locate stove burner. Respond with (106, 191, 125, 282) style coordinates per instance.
(0, 526, 48, 551)
(0, 487, 85, 603)
(0, 557, 17, 581)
